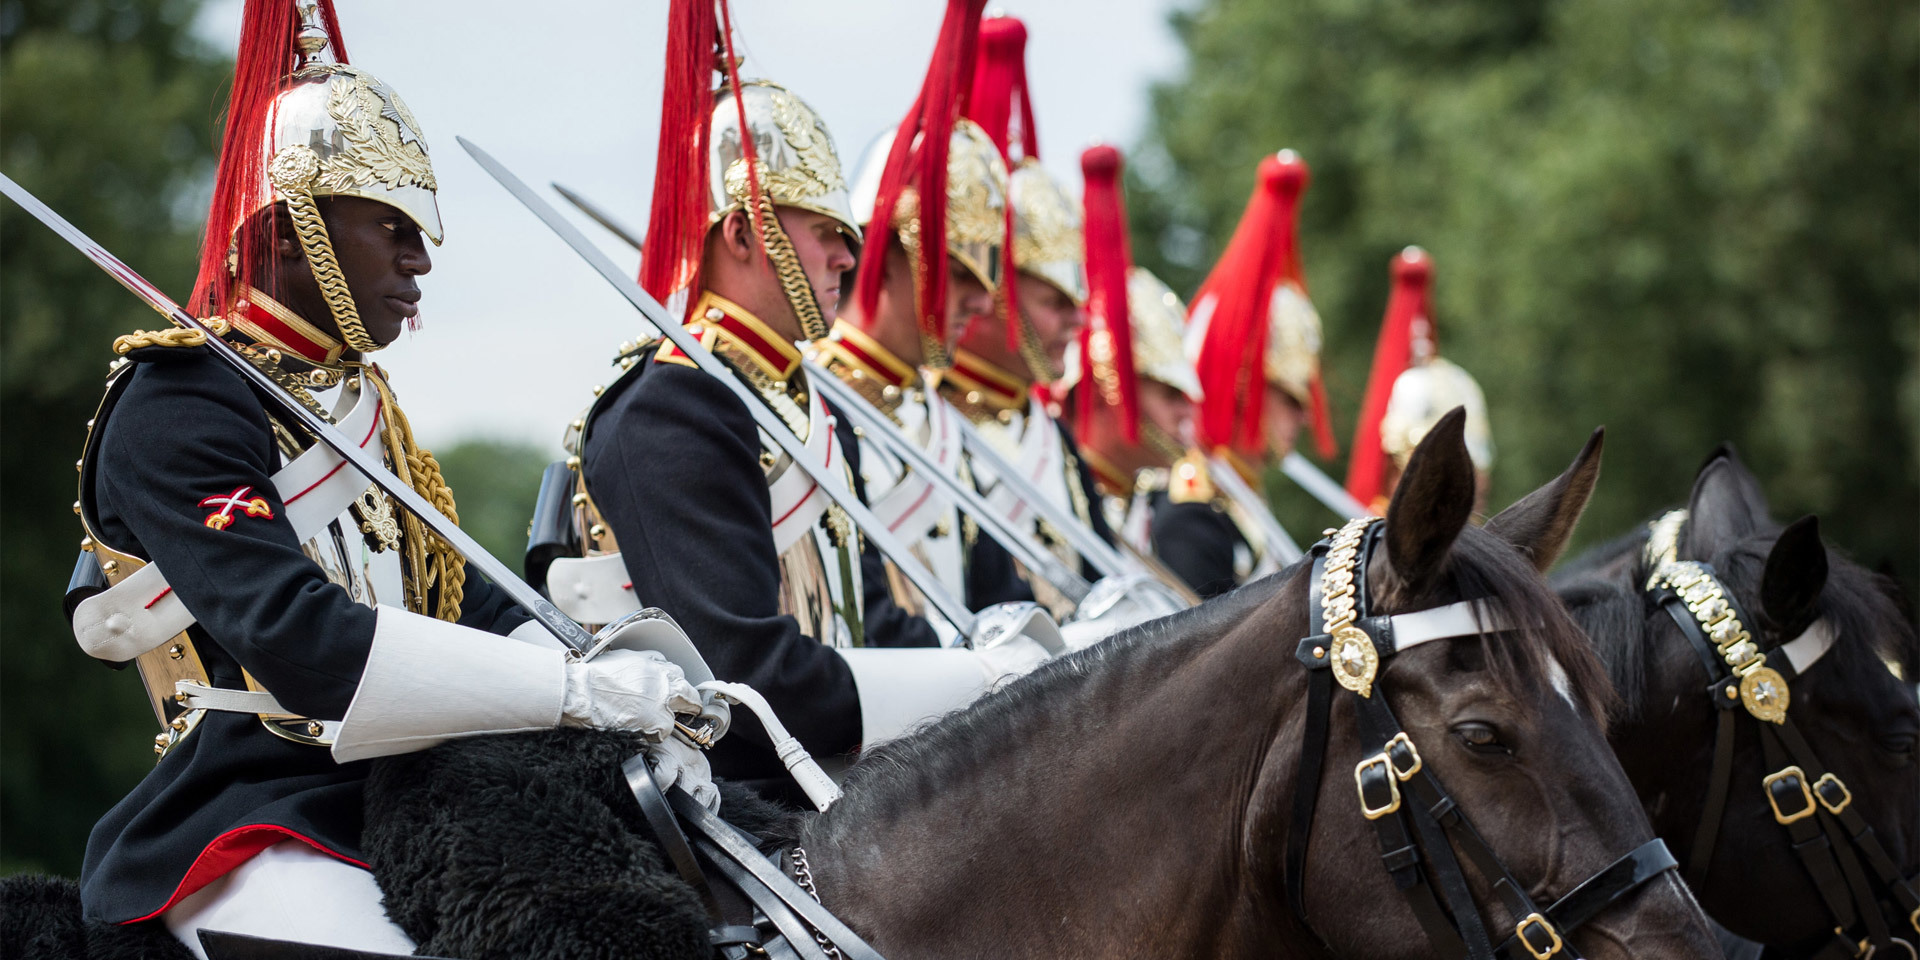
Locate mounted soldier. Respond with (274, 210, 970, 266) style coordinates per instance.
(540, 0, 1060, 809)
(1347, 246, 1495, 516)
(57, 1, 708, 953)
(814, 3, 1031, 624)
(931, 14, 1113, 620)
(1166, 150, 1336, 597)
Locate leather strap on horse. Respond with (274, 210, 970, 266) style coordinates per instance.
(1653, 564, 1920, 954)
(1287, 518, 1681, 960)
(667, 787, 889, 960)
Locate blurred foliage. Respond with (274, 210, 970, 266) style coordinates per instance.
(433, 438, 551, 571)
(1, 0, 231, 875)
(1129, 0, 1918, 591)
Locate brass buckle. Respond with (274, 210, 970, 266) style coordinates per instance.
(674, 717, 718, 750)
(1515, 912, 1564, 959)
(1355, 754, 1402, 820)
(1384, 732, 1423, 780)
(1764, 766, 1817, 824)
(1813, 773, 1852, 815)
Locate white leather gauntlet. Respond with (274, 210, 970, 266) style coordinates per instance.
(560, 647, 703, 741)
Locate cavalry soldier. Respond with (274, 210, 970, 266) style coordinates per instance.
(548, 0, 1054, 807)
(1167, 150, 1336, 597)
(937, 14, 1113, 617)
(1346, 246, 1495, 515)
(816, 11, 1025, 620)
(1065, 146, 1204, 586)
(64, 1, 704, 952)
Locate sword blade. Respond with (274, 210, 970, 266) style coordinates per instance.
(458, 138, 980, 641)
(804, 364, 1090, 603)
(0, 171, 597, 655)
(952, 420, 1133, 578)
(1207, 457, 1305, 565)
(552, 182, 647, 253)
(1280, 452, 1377, 518)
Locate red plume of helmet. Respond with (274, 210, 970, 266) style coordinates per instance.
(638, 0, 721, 309)
(965, 14, 1034, 353)
(1345, 247, 1435, 507)
(851, 0, 990, 350)
(1076, 145, 1140, 442)
(1193, 151, 1328, 459)
(191, 0, 349, 318)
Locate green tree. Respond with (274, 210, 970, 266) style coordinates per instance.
(1132, 0, 1918, 588)
(433, 437, 553, 573)
(1, 0, 231, 874)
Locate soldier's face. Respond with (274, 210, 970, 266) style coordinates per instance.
(1013, 270, 1086, 371)
(1138, 379, 1195, 451)
(775, 207, 857, 323)
(1261, 384, 1306, 459)
(324, 196, 432, 347)
(945, 265, 993, 347)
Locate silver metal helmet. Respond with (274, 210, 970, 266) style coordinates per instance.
(1125, 267, 1201, 401)
(709, 81, 860, 241)
(850, 118, 1009, 293)
(1380, 357, 1494, 470)
(1009, 159, 1086, 304)
(1264, 280, 1322, 408)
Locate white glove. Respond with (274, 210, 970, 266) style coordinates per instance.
(561, 647, 703, 742)
(975, 633, 1052, 682)
(647, 733, 720, 813)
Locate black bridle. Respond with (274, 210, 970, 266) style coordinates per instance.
(1286, 518, 1679, 960)
(1644, 512, 1920, 960)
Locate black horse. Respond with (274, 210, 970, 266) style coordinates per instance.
(1557, 447, 1920, 958)
(361, 415, 1717, 959)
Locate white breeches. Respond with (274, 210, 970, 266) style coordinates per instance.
(165, 840, 415, 959)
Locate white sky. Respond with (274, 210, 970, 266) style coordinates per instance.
(197, 0, 1188, 453)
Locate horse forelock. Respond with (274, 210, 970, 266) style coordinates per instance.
(1419, 525, 1617, 728)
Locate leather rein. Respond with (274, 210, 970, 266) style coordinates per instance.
(1643, 511, 1920, 959)
(1286, 518, 1679, 960)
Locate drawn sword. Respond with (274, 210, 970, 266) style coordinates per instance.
(0, 171, 601, 656)
(1206, 456, 1305, 566)
(539, 183, 1144, 597)
(1281, 451, 1376, 519)
(459, 138, 984, 641)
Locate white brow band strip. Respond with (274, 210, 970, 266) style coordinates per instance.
(1388, 600, 1514, 653)
(1781, 618, 1835, 675)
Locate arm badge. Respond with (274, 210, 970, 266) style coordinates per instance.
(199, 486, 275, 530)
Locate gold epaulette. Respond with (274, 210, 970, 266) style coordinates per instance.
(112, 318, 229, 355)
(1169, 451, 1216, 505)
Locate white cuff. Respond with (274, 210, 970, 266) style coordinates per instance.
(836, 648, 998, 750)
(331, 606, 568, 764)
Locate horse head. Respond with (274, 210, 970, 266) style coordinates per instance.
(1242, 410, 1714, 959)
(1565, 445, 1919, 953)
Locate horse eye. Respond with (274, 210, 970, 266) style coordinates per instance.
(1453, 722, 1509, 755)
(1881, 733, 1917, 759)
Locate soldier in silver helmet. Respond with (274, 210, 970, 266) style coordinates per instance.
(66, 2, 707, 952)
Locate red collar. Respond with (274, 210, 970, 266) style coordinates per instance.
(228, 287, 345, 366)
(817, 321, 916, 390)
(658, 292, 802, 381)
(943, 348, 1029, 411)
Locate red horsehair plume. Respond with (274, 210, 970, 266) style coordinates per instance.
(1076, 145, 1140, 442)
(850, 0, 990, 351)
(191, 0, 348, 319)
(1346, 247, 1435, 507)
(1191, 151, 1336, 460)
(966, 13, 1035, 353)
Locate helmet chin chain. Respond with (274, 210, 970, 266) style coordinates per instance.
(749, 191, 831, 343)
(268, 144, 384, 354)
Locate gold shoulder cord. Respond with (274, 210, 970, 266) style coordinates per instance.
(112, 317, 230, 354)
(1320, 517, 1381, 697)
(352, 364, 465, 621)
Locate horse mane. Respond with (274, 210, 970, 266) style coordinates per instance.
(1555, 515, 1919, 724)
(812, 524, 1616, 839)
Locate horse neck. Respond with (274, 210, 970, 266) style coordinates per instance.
(803, 578, 1311, 957)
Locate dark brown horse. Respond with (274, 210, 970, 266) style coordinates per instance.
(1556, 447, 1920, 957)
(791, 415, 1717, 959)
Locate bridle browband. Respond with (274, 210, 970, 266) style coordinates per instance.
(1286, 518, 1679, 960)
(1643, 510, 1920, 959)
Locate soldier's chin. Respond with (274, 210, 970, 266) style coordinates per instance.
(363, 309, 408, 347)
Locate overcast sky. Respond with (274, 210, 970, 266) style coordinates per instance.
(196, 0, 1190, 452)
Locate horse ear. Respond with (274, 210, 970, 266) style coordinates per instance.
(1383, 407, 1476, 596)
(1681, 444, 1770, 561)
(1485, 427, 1605, 572)
(1761, 515, 1827, 636)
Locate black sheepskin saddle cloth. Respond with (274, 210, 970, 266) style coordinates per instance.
(362, 729, 798, 960)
